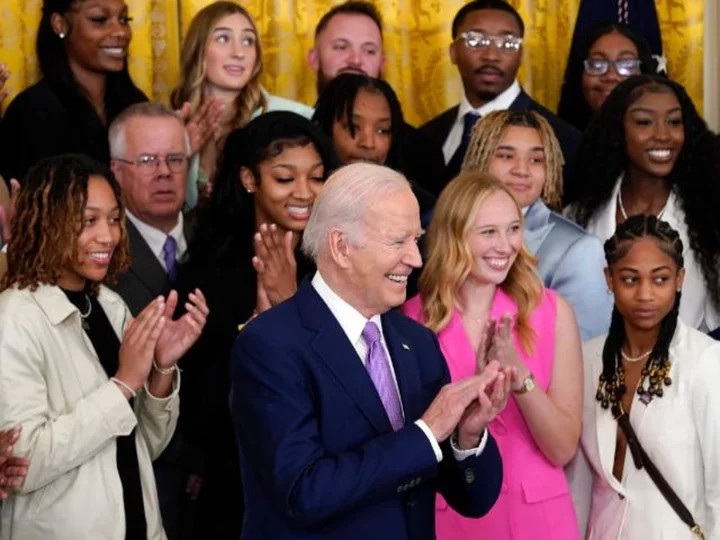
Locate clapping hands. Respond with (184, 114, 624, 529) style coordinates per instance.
(253, 223, 298, 314)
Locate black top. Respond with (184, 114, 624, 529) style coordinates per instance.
(61, 288, 147, 540)
(0, 78, 147, 184)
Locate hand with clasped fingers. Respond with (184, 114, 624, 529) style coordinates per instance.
(176, 98, 224, 156)
(252, 223, 298, 313)
(487, 314, 531, 392)
(0, 426, 31, 500)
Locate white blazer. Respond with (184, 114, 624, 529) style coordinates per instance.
(581, 177, 720, 332)
(569, 321, 720, 539)
(0, 284, 180, 539)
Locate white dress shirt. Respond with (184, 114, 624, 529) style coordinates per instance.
(126, 210, 187, 271)
(311, 272, 487, 462)
(442, 79, 522, 163)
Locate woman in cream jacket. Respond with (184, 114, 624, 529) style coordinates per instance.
(0, 155, 208, 539)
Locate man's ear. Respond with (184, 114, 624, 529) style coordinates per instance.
(449, 42, 458, 65)
(328, 228, 352, 269)
(308, 47, 320, 71)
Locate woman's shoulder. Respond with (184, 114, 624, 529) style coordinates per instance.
(262, 92, 315, 119)
(3, 79, 64, 115)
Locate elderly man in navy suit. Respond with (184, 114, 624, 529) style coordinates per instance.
(230, 163, 511, 539)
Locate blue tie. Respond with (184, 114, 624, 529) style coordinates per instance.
(162, 236, 178, 283)
(448, 112, 481, 175)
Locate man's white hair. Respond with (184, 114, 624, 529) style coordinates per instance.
(302, 162, 410, 261)
(108, 102, 192, 158)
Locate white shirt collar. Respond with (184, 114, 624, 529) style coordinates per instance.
(458, 79, 522, 119)
(125, 210, 187, 265)
(311, 271, 384, 348)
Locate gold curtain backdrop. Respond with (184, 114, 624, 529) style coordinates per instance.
(0, 0, 705, 126)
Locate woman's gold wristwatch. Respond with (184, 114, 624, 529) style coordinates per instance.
(514, 372, 536, 395)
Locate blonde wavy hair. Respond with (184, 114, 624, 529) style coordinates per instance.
(461, 110, 564, 211)
(418, 171, 544, 353)
(171, 1, 266, 132)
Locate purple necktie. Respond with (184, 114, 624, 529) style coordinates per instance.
(362, 321, 404, 431)
(162, 236, 178, 283)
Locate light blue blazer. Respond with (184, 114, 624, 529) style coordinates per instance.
(524, 200, 612, 341)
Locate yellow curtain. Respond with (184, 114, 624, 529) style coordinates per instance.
(0, 0, 705, 125)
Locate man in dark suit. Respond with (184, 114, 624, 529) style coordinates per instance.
(108, 102, 193, 539)
(421, 0, 581, 188)
(231, 163, 512, 539)
(308, 1, 447, 196)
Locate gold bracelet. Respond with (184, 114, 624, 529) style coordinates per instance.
(152, 361, 177, 376)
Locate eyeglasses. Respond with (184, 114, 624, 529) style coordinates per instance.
(583, 58, 642, 77)
(114, 153, 188, 174)
(456, 31, 523, 53)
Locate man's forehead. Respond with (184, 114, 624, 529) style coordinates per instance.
(320, 13, 382, 42)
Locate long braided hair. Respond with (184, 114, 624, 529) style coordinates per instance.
(598, 215, 683, 408)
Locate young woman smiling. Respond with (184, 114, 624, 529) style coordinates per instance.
(0, 0, 147, 183)
(0, 154, 208, 539)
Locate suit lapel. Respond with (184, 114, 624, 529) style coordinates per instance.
(382, 312, 423, 424)
(126, 220, 169, 295)
(509, 90, 532, 111)
(297, 283, 393, 435)
(523, 200, 555, 255)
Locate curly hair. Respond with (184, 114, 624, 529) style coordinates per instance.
(462, 110, 564, 210)
(568, 74, 720, 308)
(170, 1, 266, 134)
(557, 21, 657, 131)
(601, 215, 683, 386)
(418, 170, 543, 353)
(2, 154, 130, 295)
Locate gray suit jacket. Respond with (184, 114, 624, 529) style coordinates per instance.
(524, 200, 612, 341)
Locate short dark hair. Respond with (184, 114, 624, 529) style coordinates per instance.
(451, 0, 525, 39)
(315, 1, 383, 38)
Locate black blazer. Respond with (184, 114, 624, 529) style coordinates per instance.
(0, 78, 147, 183)
(420, 90, 581, 196)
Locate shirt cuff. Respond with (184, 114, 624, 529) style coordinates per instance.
(414, 419, 443, 463)
(142, 367, 181, 402)
(450, 429, 489, 462)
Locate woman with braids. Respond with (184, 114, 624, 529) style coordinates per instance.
(557, 22, 657, 133)
(0, 0, 148, 184)
(403, 171, 583, 539)
(566, 75, 720, 333)
(570, 215, 720, 539)
(174, 110, 335, 539)
(0, 154, 209, 539)
(462, 110, 612, 340)
(171, 1, 313, 202)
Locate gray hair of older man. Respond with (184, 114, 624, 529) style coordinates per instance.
(108, 102, 192, 158)
(302, 162, 411, 262)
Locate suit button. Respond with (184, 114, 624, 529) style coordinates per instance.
(464, 469, 475, 484)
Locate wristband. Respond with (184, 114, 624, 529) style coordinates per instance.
(152, 361, 177, 376)
(111, 377, 137, 398)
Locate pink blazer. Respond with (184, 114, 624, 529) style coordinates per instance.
(403, 288, 580, 539)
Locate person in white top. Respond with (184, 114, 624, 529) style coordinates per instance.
(566, 74, 720, 333)
(568, 214, 720, 539)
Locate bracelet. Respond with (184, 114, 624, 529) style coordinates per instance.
(111, 377, 137, 398)
(152, 361, 178, 376)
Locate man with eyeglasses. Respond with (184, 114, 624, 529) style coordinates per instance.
(421, 0, 581, 186)
(108, 102, 193, 539)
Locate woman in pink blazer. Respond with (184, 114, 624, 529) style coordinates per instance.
(403, 171, 583, 539)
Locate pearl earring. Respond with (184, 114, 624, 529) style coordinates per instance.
(59, 32, 66, 39)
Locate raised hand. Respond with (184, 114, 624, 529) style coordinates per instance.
(475, 319, 495, 372)
(1, 178, 20, 243)
(488, 314, 529, 391)
(154, 289, 209, 369)
(177, 98, 224, 155)
(116, 297, 167, 393)
(456, 362, 516, 449)
(0, 426, 30, 500)
(252, 223, 298, 308)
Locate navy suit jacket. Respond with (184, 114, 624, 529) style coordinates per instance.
(230, 280, 503, 539)
(420, 90, 581, 194)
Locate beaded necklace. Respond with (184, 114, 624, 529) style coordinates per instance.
(596, 349, 673, 408)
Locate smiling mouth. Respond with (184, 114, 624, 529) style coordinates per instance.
(647, 149, 674, 163)
(224, 65, 246, 75)
(100, 47, 127, 58)
(348, 156, 382, 165)
(386, 273, 409, 284)
(485, 257, 510, 271)
(88, 251, 113, 265)
(287, 205, 312, 220)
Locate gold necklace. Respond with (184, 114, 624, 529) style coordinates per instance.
(620, 348, 652, 363)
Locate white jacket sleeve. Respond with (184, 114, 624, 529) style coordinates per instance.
(0, 317, 137, 494)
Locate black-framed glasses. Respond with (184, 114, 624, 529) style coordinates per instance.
(583, 58, 642, 77)
(114, 153, 188, 174)
(456, 31, 523, 53)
